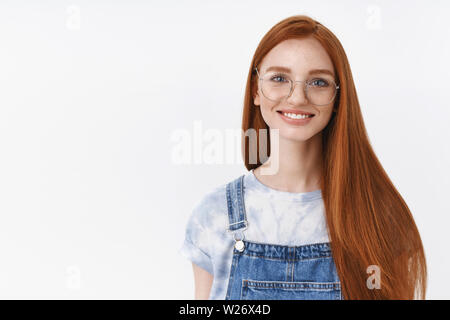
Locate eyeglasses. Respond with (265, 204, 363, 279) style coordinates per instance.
(254, 67, 340, 106)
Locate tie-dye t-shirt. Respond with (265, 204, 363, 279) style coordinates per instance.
(178, 169, 330, 300)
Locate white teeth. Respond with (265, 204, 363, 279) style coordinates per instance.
(283, 112, 312, 119)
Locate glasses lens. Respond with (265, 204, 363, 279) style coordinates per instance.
(307, 79, 337, 106)
(260, 73, 291, 102)
(260, 73, 338, 106)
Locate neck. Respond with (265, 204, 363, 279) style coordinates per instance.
(254, 131, 323, 193)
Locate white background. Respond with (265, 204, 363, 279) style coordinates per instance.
(0, 0, 449, 299)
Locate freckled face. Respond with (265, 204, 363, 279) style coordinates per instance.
(254, 37, 338, 142)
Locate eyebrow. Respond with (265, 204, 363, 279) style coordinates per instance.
(265, 66, 335, 77)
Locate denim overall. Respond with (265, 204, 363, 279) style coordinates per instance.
(225, 174, 343, 300)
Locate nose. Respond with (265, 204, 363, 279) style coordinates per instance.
(286, 80, 309, 105)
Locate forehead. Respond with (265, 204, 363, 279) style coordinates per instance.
(260, 37, 335, 76)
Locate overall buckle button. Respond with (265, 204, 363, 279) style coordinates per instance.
(235, 240, 245, 252)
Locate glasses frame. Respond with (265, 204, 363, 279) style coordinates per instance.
(254, 66, 340, 106)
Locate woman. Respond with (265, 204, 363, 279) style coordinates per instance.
(179, 14, 427, 300)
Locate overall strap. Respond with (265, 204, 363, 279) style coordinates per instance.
(226, 174, 248, 232)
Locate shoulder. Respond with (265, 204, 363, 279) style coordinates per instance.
(180, 175, 246, 274)
(186, 179, 228, 231)
(186, 173, 248, 232)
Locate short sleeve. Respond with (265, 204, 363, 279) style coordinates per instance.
(179, 196, 214, 275)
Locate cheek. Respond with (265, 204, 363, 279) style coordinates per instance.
(309, 109, 334, 132)
(312, 112, 333, 132)
(258, 102, 279, 127)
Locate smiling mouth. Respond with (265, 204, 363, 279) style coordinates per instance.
(276, 110, 315, 119)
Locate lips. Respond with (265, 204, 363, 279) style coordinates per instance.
(276, 109, 315, 116)
(277, 111, 314, 125)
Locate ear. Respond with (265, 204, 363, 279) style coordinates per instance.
(254, 90, 261, 106)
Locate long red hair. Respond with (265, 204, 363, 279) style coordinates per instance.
(241, 15, 427, 299)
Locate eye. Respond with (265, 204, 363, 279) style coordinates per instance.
(270, 74, 288, 83)
(309, 78, 330, 87)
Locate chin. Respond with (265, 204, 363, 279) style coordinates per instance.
(264, 118, 321, 142)
(278, 130, 315, 143)
(283, 135, 313, 143)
